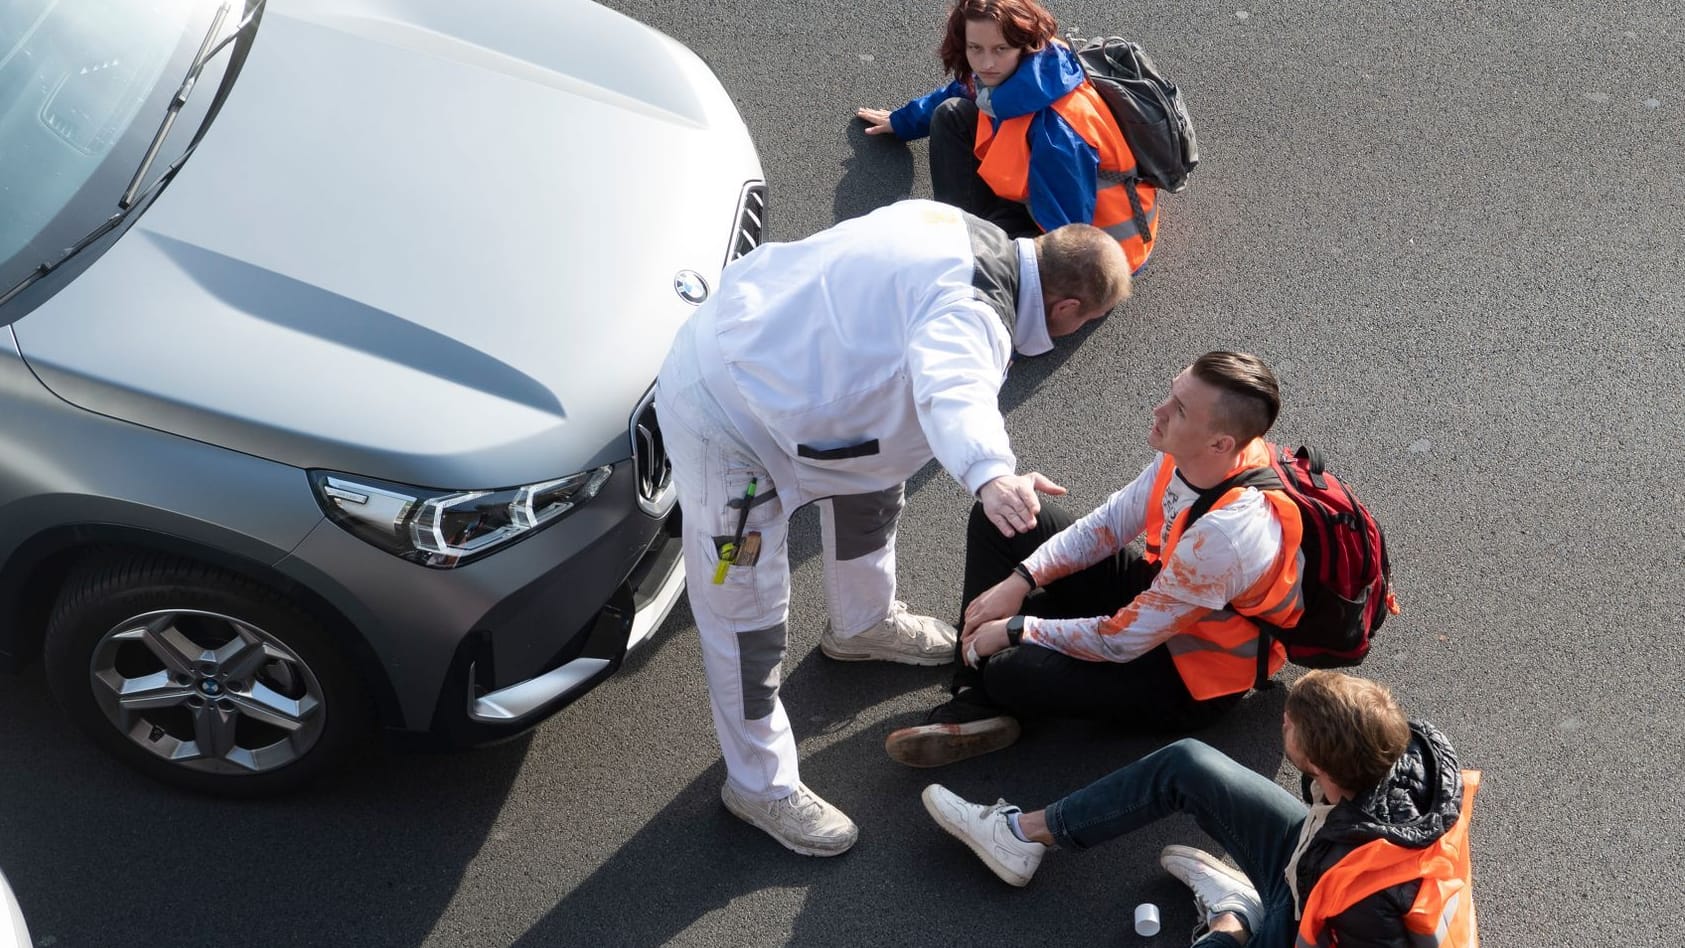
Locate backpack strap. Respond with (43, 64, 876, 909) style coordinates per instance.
(1254, 621, 1277, 692)
(1296, 444, 1328, 489)
(1181, 465, 1286, 692)
(1122, 178, 1154, 246)
(1180, 466, 1282, 530)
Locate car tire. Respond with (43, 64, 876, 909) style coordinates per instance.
(43, 552, 369, 797)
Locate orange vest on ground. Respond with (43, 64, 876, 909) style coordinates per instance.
(1141, 441, 1302, 700)
(972, 82, 1160, 273)
(1296, 771, 1483, 948)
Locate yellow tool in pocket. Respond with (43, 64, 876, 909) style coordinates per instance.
(712, 477, 759, 584)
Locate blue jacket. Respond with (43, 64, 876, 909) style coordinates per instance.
(889, 44, 1102, 232)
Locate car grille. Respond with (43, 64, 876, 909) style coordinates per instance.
(726, 182, 767, 264)
(629, 386, 674, 516)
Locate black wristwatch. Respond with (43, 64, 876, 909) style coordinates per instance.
(1005, 614, 1027, 647)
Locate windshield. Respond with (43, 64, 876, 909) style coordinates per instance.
(0, 0, 236, 290)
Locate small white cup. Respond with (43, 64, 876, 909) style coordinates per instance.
(1134, 901, 1161, 937)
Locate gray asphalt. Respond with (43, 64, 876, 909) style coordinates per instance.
(3, 1, 1683, 946)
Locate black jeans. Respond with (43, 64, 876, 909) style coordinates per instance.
(929, 97, 1040, 238)
(955, 501, 1242, 731)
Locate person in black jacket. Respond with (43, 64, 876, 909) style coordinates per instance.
(917, 670, 1478, 946)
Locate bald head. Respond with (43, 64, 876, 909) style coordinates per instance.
(1034, 224, 1131, 316)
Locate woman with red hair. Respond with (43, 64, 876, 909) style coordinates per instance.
(857, 0, 1159, 273)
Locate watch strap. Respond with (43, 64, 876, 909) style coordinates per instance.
(1012, 563, 1038, 590)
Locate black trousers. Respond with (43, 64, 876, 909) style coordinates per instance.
(955, 501, 1243, 732)
(929, 97, 1041, 238)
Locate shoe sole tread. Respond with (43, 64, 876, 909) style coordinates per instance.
(885, 717, 1021, 767)
(818, 637, 952, 665)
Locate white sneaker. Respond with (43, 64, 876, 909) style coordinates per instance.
(721, 781, 858, 857)
(921, 783, 1046, 886)
(819, 600, 957, 665)
(1159, 845, 1264, 934)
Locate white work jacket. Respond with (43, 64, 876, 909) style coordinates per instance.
(677, 200, 1043, 507)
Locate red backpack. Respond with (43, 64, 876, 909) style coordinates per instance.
(1183, 444, 1398, 688)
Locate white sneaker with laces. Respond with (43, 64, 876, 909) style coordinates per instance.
(921, 783, 1046, 886)
(1159, 844, 1264, 935)
(819, 600, 957, 665)
(721, 781, 858, 857)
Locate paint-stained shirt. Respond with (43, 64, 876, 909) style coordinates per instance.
(1018, 453, 1287, 662)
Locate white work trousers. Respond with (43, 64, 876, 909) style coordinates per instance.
(660, 392, 905, 801)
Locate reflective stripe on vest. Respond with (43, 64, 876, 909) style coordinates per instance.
(971, 82, 1160, 272)
(1296, 771, 1483, 948)
(1145, 441, 1302, 700)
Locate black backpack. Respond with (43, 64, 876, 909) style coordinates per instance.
(1071, 35, 1199, 194)
(1183, 444, 1398, 689)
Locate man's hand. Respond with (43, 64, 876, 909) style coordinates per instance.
(961, 617, 1013, 667)
(979, 472, 1066, 537)
(963, 574, 1031, 637)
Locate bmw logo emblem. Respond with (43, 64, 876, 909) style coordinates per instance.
(674, 270, 709, 305)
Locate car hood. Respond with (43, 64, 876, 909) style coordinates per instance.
(13, 0, 760, 489)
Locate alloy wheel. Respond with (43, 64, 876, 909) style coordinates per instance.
(87, 608, 327, 775)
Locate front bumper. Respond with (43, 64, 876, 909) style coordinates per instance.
(464, 508, 684, 726)
(276, 459, 683, 743)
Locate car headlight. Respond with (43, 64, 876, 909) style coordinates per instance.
(309, 467, 614, 568)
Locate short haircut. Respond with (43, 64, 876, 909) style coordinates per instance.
(1034, 223, 1131, 313)
(1189, 351, 1280, 443)
(1285, 671, 1412, 793)
(938, 0, 1058, 81)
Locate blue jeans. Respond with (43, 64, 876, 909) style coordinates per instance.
(1043, 739, 1307, 948)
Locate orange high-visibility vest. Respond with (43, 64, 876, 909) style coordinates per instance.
(1295, 771, 1483, 948)
(1142, 441, 1302, 699)
(972, 81, 1160, 273)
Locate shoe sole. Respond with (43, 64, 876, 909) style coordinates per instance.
(885, 717, 1021, 767)
(921, 786, 1034, 887)
(818, 636, 953, 666)
(720, 788, 857, 858)
(1160, 844, 1255, 892)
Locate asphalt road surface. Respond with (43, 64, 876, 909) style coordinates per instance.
(3, 1, 1682, 946)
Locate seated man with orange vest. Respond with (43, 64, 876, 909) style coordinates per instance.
(885, 351, 1300, 768)
(919, 671, 1481, 948)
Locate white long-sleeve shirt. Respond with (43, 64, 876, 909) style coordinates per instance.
(1019, 452, 1290, 662)
(673, 200, 1047, 507)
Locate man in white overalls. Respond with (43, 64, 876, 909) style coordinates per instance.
(657, 200, 1130, 855)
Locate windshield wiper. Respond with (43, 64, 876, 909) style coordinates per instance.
(1, 0, 265, 308)
(121, 2, 231, 208)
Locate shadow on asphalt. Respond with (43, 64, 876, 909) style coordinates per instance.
(0, 590, 1287, 948)
(513, 645, 1290, 946)
(0, 664, 528, 947)
(832, 121, 915, 225)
